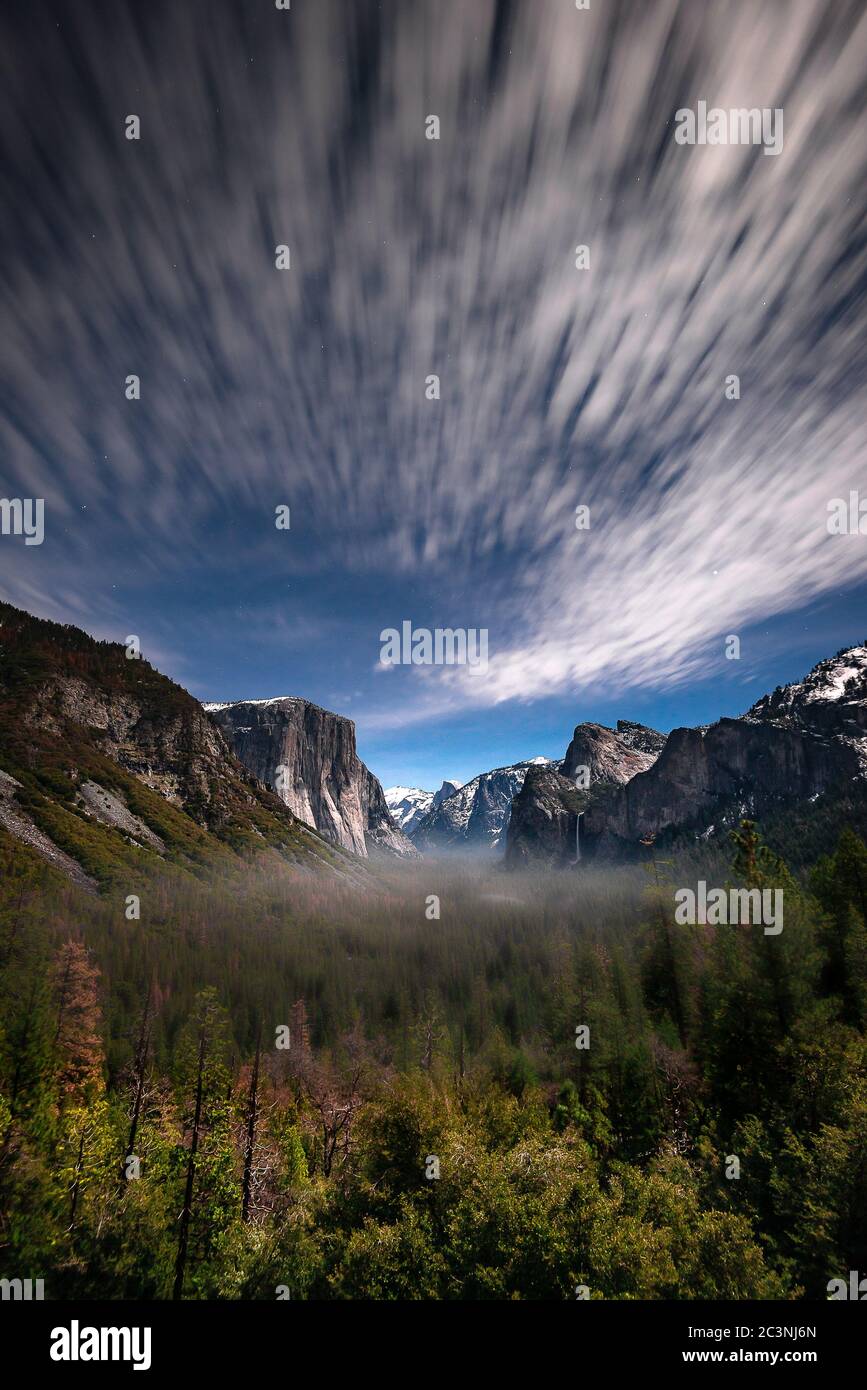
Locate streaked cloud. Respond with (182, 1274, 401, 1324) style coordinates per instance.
(1, 0, 865, 727)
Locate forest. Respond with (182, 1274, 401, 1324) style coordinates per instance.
(0, 818, 865, 1300)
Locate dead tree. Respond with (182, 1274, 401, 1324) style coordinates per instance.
(173, 1030, 205, 1301)
(120, 980, 153, 1186)
(241, 1026, 261, 1223)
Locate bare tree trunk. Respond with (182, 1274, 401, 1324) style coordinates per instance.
(173, 1030, 205, 1301)
(241, 1027, 261, 1223)
(69, 1129, 85, 1232)
(121, 981, 152, 1185)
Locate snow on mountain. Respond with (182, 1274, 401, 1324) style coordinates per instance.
(385, 786, 434, 833)
(204, 696, 302, 713)
(385, 780, 463, 835)
(744, 645, 867, 724)
(412, 759, 557, 851)
(549, 644, 867, 862)
(742, 645, 867, 779)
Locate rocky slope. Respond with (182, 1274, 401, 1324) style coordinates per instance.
(744, 646, 867, 752)
(0, 603, 356, 890)
(385, 780, 462, 835)
(413, 758, 556, 852)
(205, 697, 417, 859)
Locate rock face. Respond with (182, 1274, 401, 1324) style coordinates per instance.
(504, 721, 665, 868)
(578, 646, 867, 858)
(413, 758, 555, 852)
(385, 780, 462, 835)
(504, 766, 583, 868)
(205, 697, 417, 859)
(437, 779, 463, 804)
(581, 719, 850, 855)
(562, 720, 665, 786)
(4, 625, 286, 834)
(0, 768, 98, 892)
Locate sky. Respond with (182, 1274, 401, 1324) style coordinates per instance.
(1, 0, 866, 791)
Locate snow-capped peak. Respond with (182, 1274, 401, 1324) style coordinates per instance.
(412, 757, 560, 850)
(745, 644, 867, 725)
(798, 647, 867, 704)
(385, 779, 464, 834)
(739, 639, 867, 739)
(385, 785, 435, 834)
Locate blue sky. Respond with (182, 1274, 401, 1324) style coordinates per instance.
(1, 0, 865, 792)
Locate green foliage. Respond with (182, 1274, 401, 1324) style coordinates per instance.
(1, 817, 866, 1299)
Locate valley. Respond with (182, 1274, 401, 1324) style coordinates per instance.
(1, 602, 866, 1301)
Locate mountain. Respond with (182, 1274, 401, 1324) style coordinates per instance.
(505, 721, 666, 867)
(583, 646, 867, 857)
(205, 697, 418, 859)
(0, 603, 358, 891)
(507, 646, 867, 865)
(412, 757, 556, 852)
(385, 780, 462, 835)
(562, 720, 666, 785)
(744, 646, 867, 751)
(503, 764, 584, 868)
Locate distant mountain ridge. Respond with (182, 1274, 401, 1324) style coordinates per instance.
(506, 646, 867, 866)
(385, 780, 462, 835)
(412, 757, 557, 852)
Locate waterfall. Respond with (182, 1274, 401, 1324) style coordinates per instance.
(575, 811, 582, 863)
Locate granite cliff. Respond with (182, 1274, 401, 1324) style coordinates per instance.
(562, 720, 665, 786)
(503, 765, 583, 868)
(581, 648, 867, 857)
(205, 697, 417, 859)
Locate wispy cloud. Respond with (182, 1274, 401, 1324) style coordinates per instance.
(1, 0, 865, 726)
